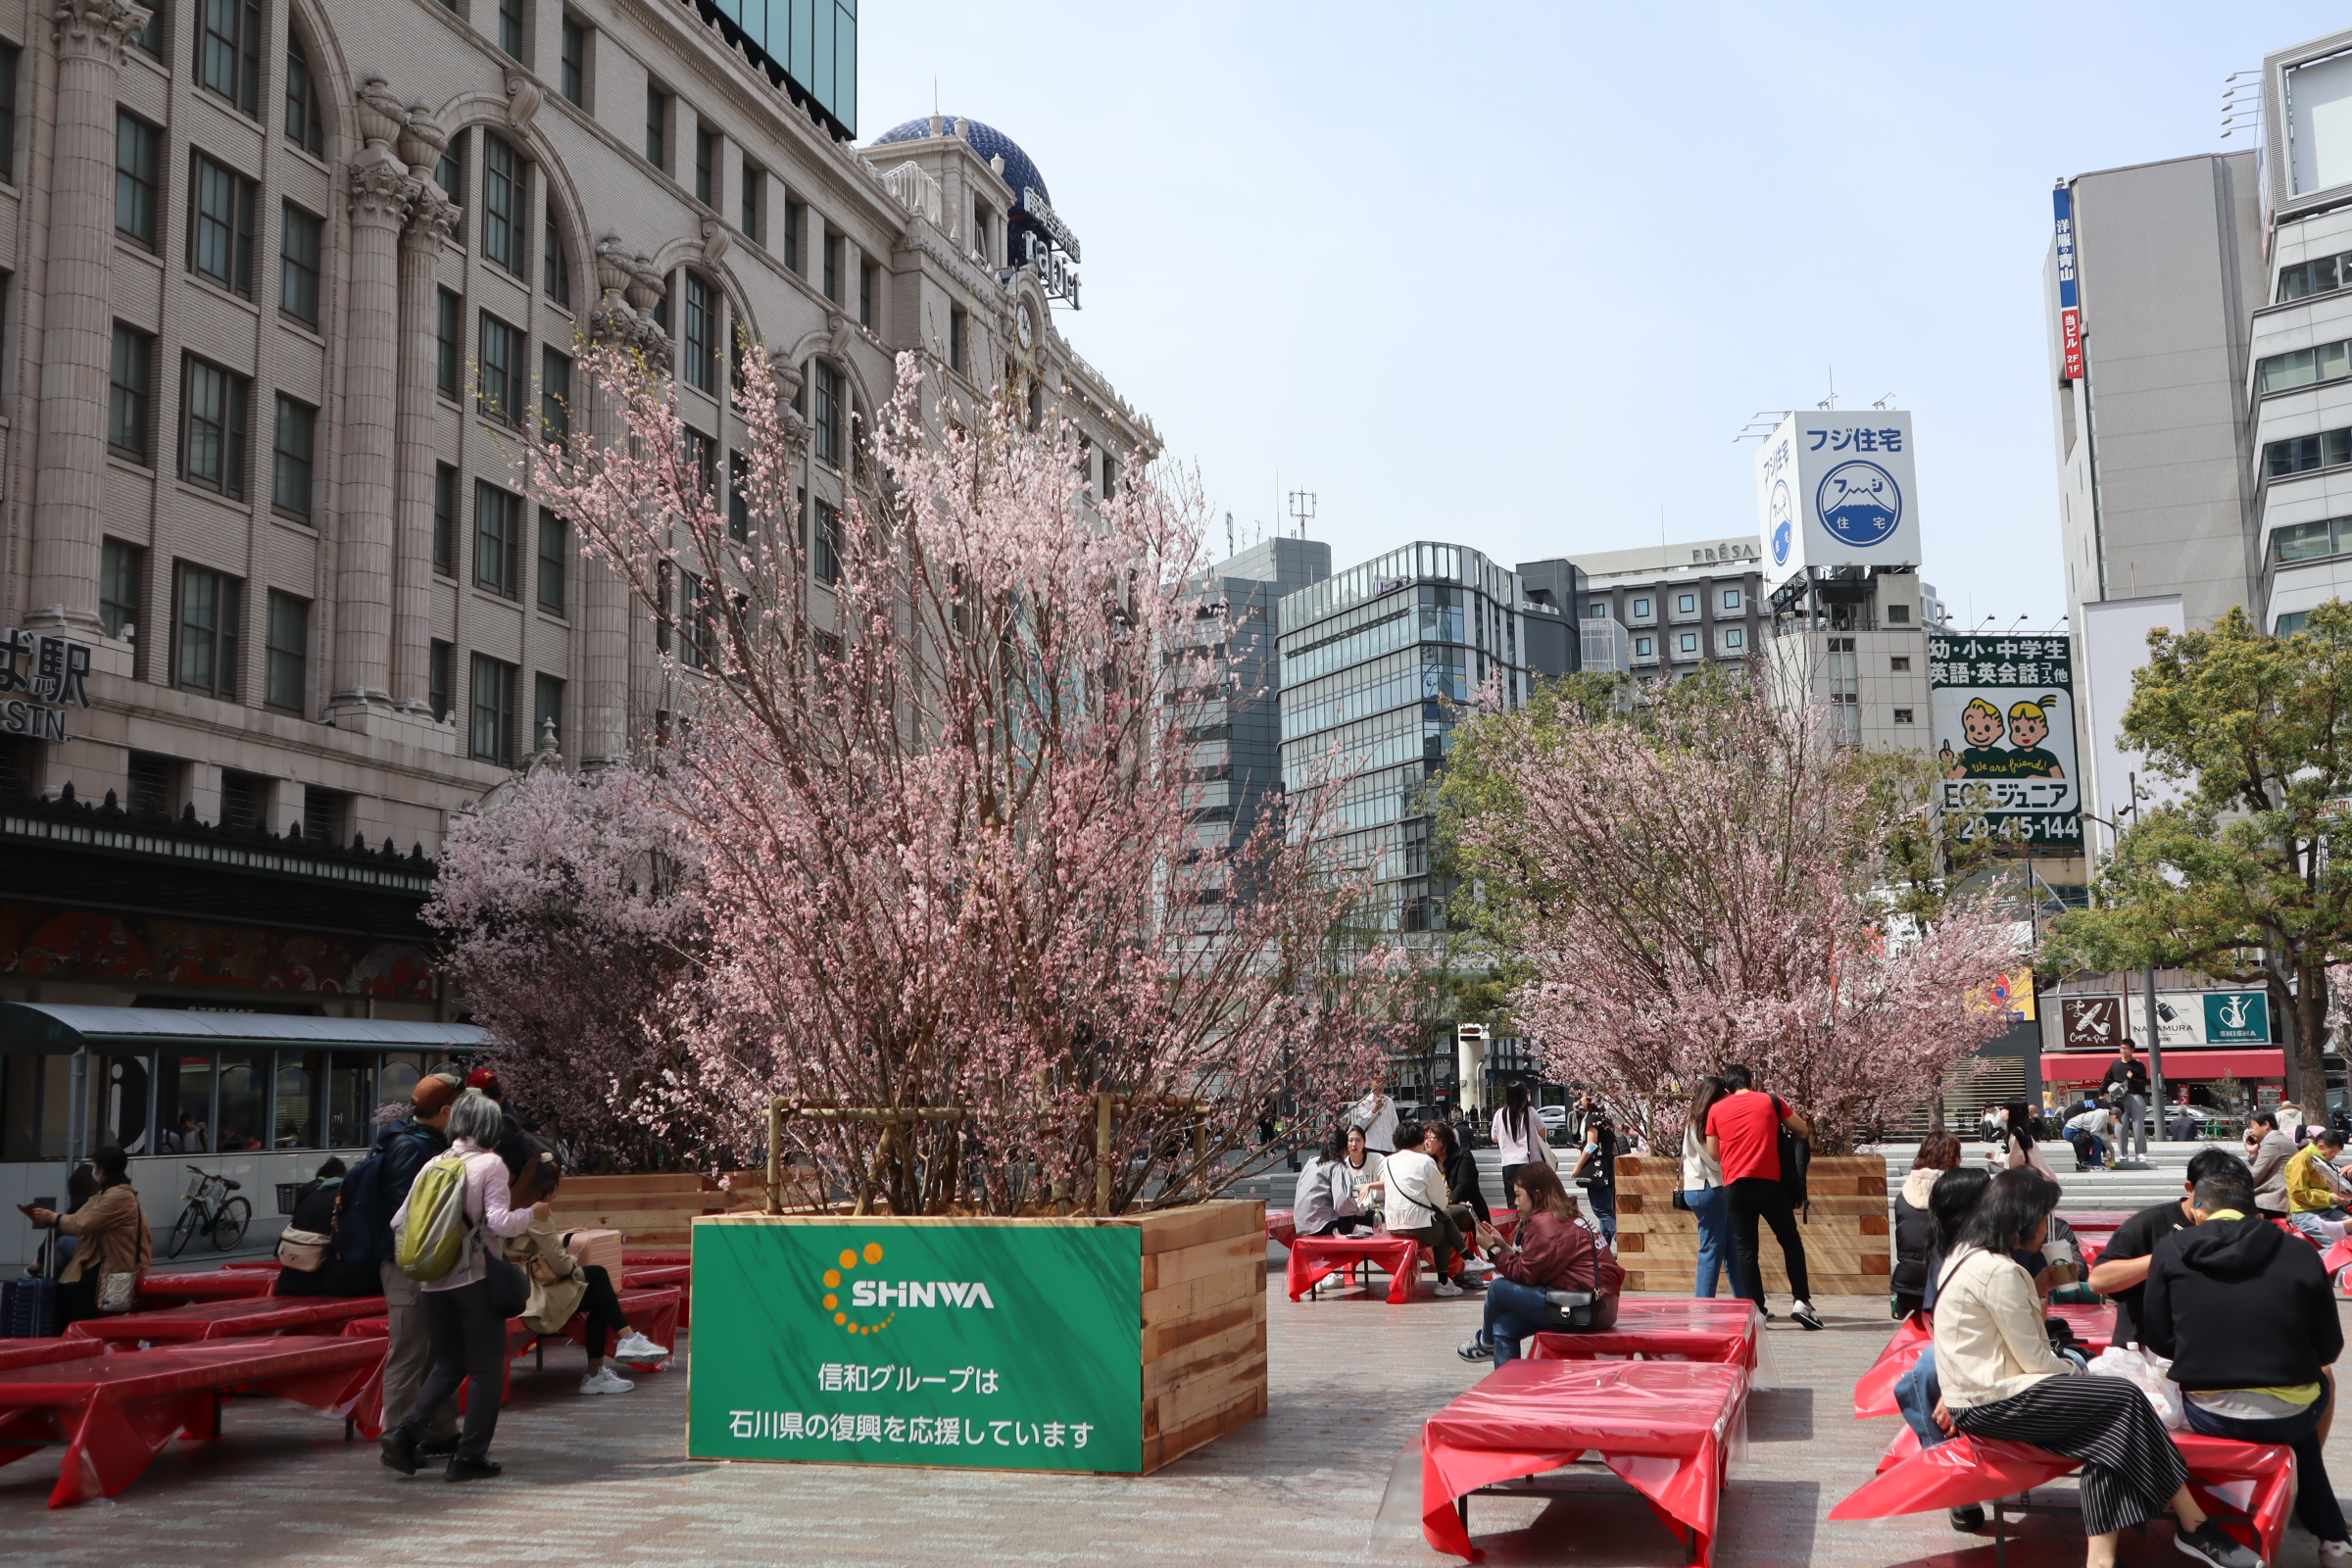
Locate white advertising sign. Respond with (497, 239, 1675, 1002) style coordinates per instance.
(1754, 410, 1921, 578)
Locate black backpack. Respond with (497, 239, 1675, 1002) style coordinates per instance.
(1777, 1116, 1811, 1207)
(337, 1127, 433, 1270)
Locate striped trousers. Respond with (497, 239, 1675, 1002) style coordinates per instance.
(1947, 1373, 2188, 1537)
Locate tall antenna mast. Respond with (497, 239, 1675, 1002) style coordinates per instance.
(1287, 489, 1317, 539)
(1225, 511, 1235, 556)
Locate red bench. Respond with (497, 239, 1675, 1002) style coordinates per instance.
(1423, 1358, 1748, 1564)
(1853, 1305, 2117, 1419)
(67, 1295, 387, 1349)
(135, 1269, 285, 1307)
(0, 1340, 106, 1373)
(1831, 1420, 2291, 1564)
(620, 1264, 691, 1327)
(1527, 1298, 1774, 1386)
(0, 1334, 386, 1506)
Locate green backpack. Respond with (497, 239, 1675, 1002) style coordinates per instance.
(395, 1153, 473, 1282)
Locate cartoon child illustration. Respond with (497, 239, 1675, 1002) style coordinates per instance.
(1938, 698, 2010, 779)
(2001, 696, 2065, 779)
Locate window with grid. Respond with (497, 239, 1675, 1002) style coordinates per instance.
(543, 217, 569, 305)
(475, 482, 521, 597)
(180, 357, 248, 496)
(302, 785, 345, 846)
(263, 590, 307, 712)
(197, 0, 261, 115)
(436, 290, 462, 396)
(469, 654, 516, 764)
(729, 452, 750, 540)
(560, 16, 585, 104)
(645, 84, 667, 170)
(859, 260, 876, 328)
(695, 127, 715, 205)
(270, 396, 315, 518)
(540, 345, 569, 441)
(115, 112, 159, 247)
(812, 360, 840, 466)
(813, 498, 841, 585)
(0, 43, 19, 182)
(188, 153, 255, 295)
(172, 563, 240, 699)
(536, 508, 565, 612)
(428, 640, 453, 722)
(433, 463, 456, 575)
(482, 134, 523, 274)
(497, 0, 523, 59)
(683, 427, 715, 504)
(109, 323, 152, 463)
(679, 571, 708, 668)
(436, 132, 465, 210)
(822, 231, 839, 301)
(740, 165, 761, 242)
(126, 751, 173, 815)
(283, 35, 324, 154)
(533, 672, 564, 753)
(477, 312, 520, 424)
(948, 306, 966, 374)
(783, 195, 802, 271)
(683, 272, 717, 393)
(101, 540, 143, 640)
(279, 202, 320, 326)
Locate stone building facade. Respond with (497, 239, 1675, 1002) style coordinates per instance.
(0, 0, 1151, 1019)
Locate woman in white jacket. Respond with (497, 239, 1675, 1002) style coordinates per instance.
(1490, 1083, 1551, 1202)
(1930, 1170, 2257, 1568)
(380, 1091, 546, 1483)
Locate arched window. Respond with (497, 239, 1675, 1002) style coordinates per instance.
(682, 271, 718, 394)
(282, 32, 324, 155)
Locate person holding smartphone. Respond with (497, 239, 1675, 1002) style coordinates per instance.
(24, 1147, 150, 1327)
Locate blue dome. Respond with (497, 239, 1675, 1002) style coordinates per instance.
(872, 116, 1050, 212)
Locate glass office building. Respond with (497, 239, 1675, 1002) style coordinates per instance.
(700, 0, 858, 137)
(1276, 543, 1546, 932)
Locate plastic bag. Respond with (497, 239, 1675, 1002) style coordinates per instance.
(2086, 1344, 2184, 1430)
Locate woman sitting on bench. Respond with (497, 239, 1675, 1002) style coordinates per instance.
(1930, 1168, 2259, 1568)
(1456, 1164, 1620, 1366)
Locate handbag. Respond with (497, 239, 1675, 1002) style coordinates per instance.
(1540, 1290, 1622, 1330)
(484, 1251, 531, 1317)
(276, 1226, 333, 1273)
(1671, 1188, 1691, 1212)
(1778, 1118, 1811, 1207)
(95, 1270, 137, 1315)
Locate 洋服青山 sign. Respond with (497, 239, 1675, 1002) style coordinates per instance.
(687, 1202, 1268, 1475)
(0, 627, 93, 743)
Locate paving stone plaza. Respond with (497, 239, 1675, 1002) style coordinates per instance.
(11, 1250, 2351, 1568)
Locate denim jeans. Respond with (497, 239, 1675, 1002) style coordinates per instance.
(1684, 1186, 1731, 1298)
(1480, 1277, 1550, 1365)
(1583, 1186, 1617, 1247)
(2183, 1384, 2347, 1543)
(1893, 1346, 1944, 1449)
(2290, 1206, 2350, 1242)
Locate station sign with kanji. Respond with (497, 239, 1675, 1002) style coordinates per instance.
(0, 627, 95, 742)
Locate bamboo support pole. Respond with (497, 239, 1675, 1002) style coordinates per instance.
(765, 1102, 972, 1218)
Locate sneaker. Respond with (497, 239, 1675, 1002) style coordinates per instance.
(1949, 1505, 1985, 1532)
(579, 1366, 635, 1396)
(1789, 1301, 1825, 1331)
(2319, 1542, 2351, 1564)
(613, 1331, 669, 1361)
(1433, 1279, 1464, 1298)
(1458, 1257, 1495, 1277)
(2175, 1520, 2263, 1568)
(1456, 1337, 1493, 1363)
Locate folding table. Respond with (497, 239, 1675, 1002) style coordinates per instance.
(1285, 1234, 1422, 1303)
(67, 1294, 387, 1348)
(1422, 1358, 1748, 1564)
(135, 1269, 285, 1307)
(0, 1335, 386, 1505)
(1527, 1298, 1777, 1387)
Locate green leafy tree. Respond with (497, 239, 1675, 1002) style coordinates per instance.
(2043, 602, 2352, 1097)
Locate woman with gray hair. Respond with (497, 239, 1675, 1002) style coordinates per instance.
(379, 1089, 547, 1483)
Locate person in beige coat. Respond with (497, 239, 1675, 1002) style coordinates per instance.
(504, 1159, 666, 1395)
(26, 1146, 151, 1327)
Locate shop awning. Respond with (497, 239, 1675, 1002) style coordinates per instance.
(2042, 1049, 2283, 1083)
(0, 1003, 490, 1055)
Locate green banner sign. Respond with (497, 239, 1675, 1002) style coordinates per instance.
(689, 1217, 1144, 1472)
(2202, 992, 2271, 1043)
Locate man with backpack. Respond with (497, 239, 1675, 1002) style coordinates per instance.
(343, 1073, 462, 1451)
(1703, 1062, 1823, 1330)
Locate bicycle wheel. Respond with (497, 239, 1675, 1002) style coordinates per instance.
(168, 1202, 204, 1258)
(212, 1197, 251, 1251)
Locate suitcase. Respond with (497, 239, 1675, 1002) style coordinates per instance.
(2, 1214, 62, 1338)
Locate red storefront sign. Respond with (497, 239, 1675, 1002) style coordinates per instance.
(2060, 307, 2083, 381)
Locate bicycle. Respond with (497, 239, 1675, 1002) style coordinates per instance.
(167, 1165, 251, 1257)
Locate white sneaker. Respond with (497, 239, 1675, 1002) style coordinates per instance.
(1433, 1279, 1464, 1298)
(579, 1366, 635, 1396)
(1458, 1258, 1494, 1278)
(2320, 1541, 2351, 1564)
(613, 1332, 669, 1362)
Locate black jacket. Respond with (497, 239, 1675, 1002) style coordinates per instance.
(1442, 1148, 1491, 1224)
(1890, 1193, 1935, 1297)
(2140, 1214, 2343, 1391)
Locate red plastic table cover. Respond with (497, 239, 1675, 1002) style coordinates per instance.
(622, 1266, 692, 1327)
(1266, 1208, 1296, 1250)
(68, 1294, 387, 1347)
(1830, 1418, 2292, 1562)
(220, 1259, 283, 1271)
(625, 1250, 691, 1265)
(1286, 1235, 1422, 1303)
(1527, 1298, 1772, 1385)
(2324, 1236, 2352, 1289)
(1853, 1305, 2117, 1419)
(0, 1340, 105, 1373)
(1422, 1358, 1748, 1564)
(0, 1334, 387, 1506)
(135, 1270, 284, 1307)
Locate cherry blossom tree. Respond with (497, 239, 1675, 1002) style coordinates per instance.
(423, 763, 705, 1170)
(494, 344, 1407, 1212)
(1439, 675, 2026, 1152)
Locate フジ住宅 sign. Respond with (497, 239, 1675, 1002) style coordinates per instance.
(1930, 633, 2081, 848)
(2063, 992, 2271, 1050)
(689, 1217, 1144, 1471)
(0, 627, 94, 742)
(1753, 409, 1920, 577)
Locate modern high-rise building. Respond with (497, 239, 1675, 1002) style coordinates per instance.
(1562, 536, 1767, 684)
(1185, 536, 1329, 855)
(1275, 541, 1573, 935)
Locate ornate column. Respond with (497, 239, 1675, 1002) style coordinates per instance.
(389, 104, 453, 713)
(329, 77, 415, 719)
(577, 237, 642, 768)
(26, 0, 152, 632)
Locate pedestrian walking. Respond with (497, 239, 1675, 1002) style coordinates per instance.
(1680, 1076, 1732, 1298)
(1703, 1062, 1822, 1329)
(1490, 1082, 1551, 1203)
(380, 1090, 546, 1481)
(2100, 1043, 2150, 1164)
(1568, 1104, 1618, 1248)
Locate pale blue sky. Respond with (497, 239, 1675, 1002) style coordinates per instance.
(860, 3, 2348, 626)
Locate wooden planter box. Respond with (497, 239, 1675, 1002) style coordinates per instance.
(686, 1199, 1266, 1475)
(1614, 1154, 1889, 1298)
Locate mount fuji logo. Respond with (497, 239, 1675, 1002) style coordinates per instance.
(1768, 480, 1792, 566)
(1815, 461, 1901, 548)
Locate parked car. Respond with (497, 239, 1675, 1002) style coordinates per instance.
(1536, 1105, 1569, 1139)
